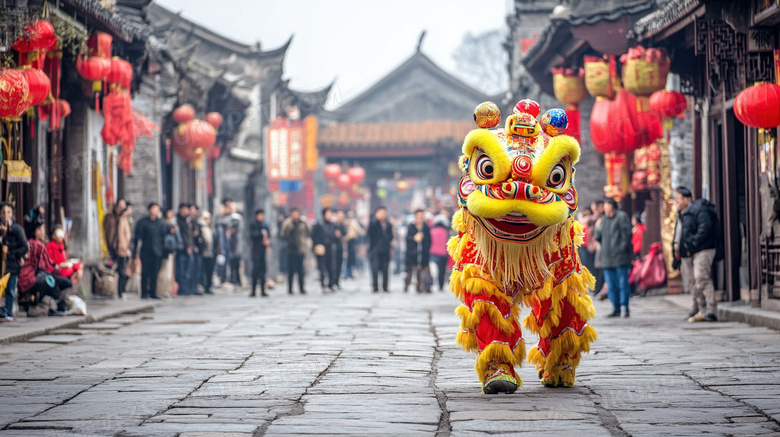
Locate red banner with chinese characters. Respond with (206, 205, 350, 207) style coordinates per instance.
(267, 118, 305, 182)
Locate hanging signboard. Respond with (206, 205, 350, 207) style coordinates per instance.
(267, 119, 304, 181)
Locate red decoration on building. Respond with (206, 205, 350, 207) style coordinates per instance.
(324, 163, 341, 180)
(0, 69, 31, 118)
(590, 88, 662, 154)
(649, 90, 686, 119)
(106, 57, 133, 89)
(347, 166, 365, 184)
(12, 20, 56, 53)
(87, 31, 113, 58)
(76, 55, 110, 83)
(172, 104, 195, 124)
(735, 83, 780, 129)
(336, 173, 352, 190)
(38, 99, 71, 130)
(205, 112, 223, 128)
(22, 67, 50, 107)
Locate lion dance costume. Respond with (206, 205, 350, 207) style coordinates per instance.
(449, 99, 597, 394)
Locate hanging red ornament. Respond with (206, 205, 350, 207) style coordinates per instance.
(172, 104, 195, 124)
(734, 82, 780, 129)
(171, 119, 217, 161)
(347, 166, 365, 184)
(106, 57, 133, 88)
(205, 112, 223, 128)
(649, 90, 686, 119)
(337, 193, 349, 208)
(336, 173, 352, 190)
(38, 99, 71, 130)
(324, 163, 341, 180)
(76, 54, 110, 94)
(21, 68, 51, 107)
(87, 31, 113, 58)
(0, 69, 31, 118)
(12, 20, 56, 53)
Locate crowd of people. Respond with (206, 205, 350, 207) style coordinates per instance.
(1, 187, 721, 323)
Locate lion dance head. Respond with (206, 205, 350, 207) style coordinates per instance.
(456, 100, 581, 293)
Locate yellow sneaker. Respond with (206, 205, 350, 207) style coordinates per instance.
(688, 312, 705, 323)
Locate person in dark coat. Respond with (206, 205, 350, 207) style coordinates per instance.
(1, 202, 29, 321)
(595, 198, 633, 318)
(279, 208, 311, 294)
(368, 206, 393, 293)
(187, 205, 204, 295)
(312, 208, 339, 292)
(175, 203, 193, 295)
(674, 187, 720, 322)
(333, 210, 347, 289)
(132, 203, 168, 299)
(404, 209, 432, 293)
(249, 209, 270, 297)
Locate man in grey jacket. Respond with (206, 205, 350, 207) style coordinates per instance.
(595, 198, 633, 318)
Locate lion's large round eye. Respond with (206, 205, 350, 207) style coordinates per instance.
(476, 155, 495, 180)
(547, 164, 567, 189)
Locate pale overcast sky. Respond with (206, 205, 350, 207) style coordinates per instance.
(156, 0, 509, 107)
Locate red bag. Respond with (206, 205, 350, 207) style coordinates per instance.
(639, 242, 666, 290)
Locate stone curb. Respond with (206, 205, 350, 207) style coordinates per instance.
(0, 301, 159, 345)
(662, 295, 780, 331)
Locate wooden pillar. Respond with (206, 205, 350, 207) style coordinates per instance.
(721, 108, 741, 302)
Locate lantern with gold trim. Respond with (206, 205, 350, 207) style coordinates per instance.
(551, 67, 586, 143)
(0, 69, 31, 119)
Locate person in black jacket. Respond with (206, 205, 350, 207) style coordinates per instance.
(674, 187, 720, 322)
(312, 208, 339, 292)
(404, 209, 432, 293)
(333, 210, 347, 289)
(1, 202, 29, 321)
(132, 203, 167, 299)
(368, 206, 393, 293)
(175, 204, 193, 295)
(187, 205, 204, 296)
(249, 209, 270, 297)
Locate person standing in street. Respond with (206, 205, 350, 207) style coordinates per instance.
(223, 199, 244, 287)
(368, 206, 393, 293)
(249, 209, 270, 297)
(116, 202, 133, 299)
(587, 201, 605, 297)
(103, 198, 125, 265)
(404, 209, 432, 293)
(0, 202, 29, 322)
(429, 213, 450, 292)
(189, 205, 204, 295)
(280, 208, 310, 295)
(674, 187, 721, 322)
(133, 203, 167, 299)
(333, 210, 347, 289)
(342, 210, 365, 280)
(176, 204, 193, 295)
(199, 211, 215, 295)
(595, 198, 633, 318)
(312, 208, 338, 293)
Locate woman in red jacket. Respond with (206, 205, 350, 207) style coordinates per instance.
(46, 227, 83, 281)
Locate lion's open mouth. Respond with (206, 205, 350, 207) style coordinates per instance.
(475, 211, 548, 241)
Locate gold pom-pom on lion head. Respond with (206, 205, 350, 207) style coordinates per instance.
(459, 99, 580, 246)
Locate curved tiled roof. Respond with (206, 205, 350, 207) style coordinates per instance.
(319, 120, 474, 150)
(630, 0, 700, 40)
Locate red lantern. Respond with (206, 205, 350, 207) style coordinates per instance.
(106, 57, 133, 88)
(205, 112, 223, 128)
(38, 99, 71, 130)
(12, 20, 55, 53)
(324, 163, 341, 180)
(590, 88, 661, 155)
(734, 83, 780, 129)
(87, 31, 112, 58)
(347, 167, 365, 184)
(76, 55, 110, 83)
(336, 173, 352, 190)
(649, 90, 686, 119)
(22, 68, 50, 107)
(172, 119, 217, 150)
(172, 104, 195, 124)
(0, 69, 31, 118)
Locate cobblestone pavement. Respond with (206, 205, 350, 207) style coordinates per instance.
(1, 277, 779, 437)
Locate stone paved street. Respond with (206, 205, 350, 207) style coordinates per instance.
(1, 278, 780, 437)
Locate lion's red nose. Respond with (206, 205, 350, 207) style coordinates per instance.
(511, 155, 533, 180)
